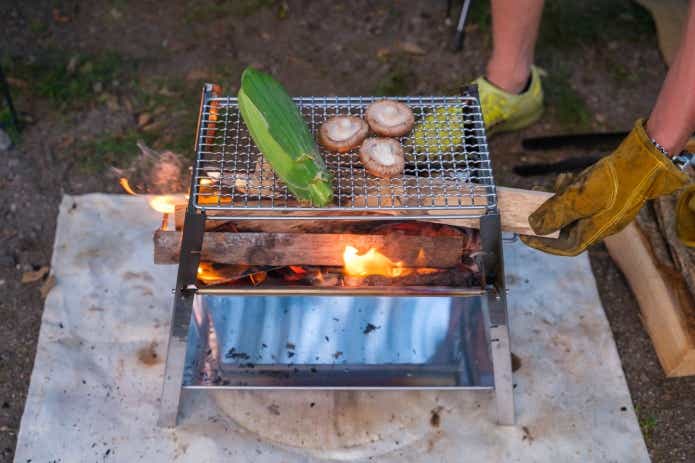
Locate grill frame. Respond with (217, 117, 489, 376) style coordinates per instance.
(158, 84, 513, 428)
(191, 88, 497, 220)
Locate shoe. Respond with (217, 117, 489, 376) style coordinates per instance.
(474, 65, 545, 136)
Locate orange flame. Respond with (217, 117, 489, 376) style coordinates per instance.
(119, 178, 137, 196)
(343, 246, 409, 278)
(149, 195, 180, 214)
(197, 263, 224, 285)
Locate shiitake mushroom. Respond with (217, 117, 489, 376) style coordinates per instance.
(318, 116, 369, 152)
(365, 100, 415, 137)
(359, 137, 405, 178)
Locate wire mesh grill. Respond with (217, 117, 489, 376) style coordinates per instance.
(192, 94, 497, 220)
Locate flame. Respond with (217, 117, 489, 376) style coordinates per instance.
(119, 177, 137, 195)
(289, 265, 307, 275)
(149, 195, 180, 214)
(249, 272, 267, 286)
(416, 267, 440, 275)
(197, 263, 224, 285)
(343, 246, 409, 278)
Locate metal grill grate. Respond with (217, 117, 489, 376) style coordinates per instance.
(192, 93, 497, 220)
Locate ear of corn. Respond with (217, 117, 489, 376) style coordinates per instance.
(412, 106, 464, 158)
(238, 67, 333, 206)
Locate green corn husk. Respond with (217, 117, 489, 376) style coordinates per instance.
(238, 67, 333, 206)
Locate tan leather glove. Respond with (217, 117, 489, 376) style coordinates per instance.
(521, 119, 689, 256)
(676, 183, 695, 247)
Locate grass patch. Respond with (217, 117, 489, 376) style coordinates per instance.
(539, 0, 654, 51)
(374, 64, 415, 96)
(184, 0, 275, 23)
(0, 108, 21, 145)
(76, 130, 155, 173)
(130, 75, 200, 159)
(6, 50, 130, 107)
(606, 59, 638, 84)
(543, 71, 591, 130)
(468, 1, 492, 33)
(635, 407, 657, 441)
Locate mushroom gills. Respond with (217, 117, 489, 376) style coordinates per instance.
(371, 141, 399, 166)
(359, 137, 405, 178)
(327, 118, 361, 141)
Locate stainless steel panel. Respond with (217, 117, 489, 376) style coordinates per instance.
(183, 294, 494, 389)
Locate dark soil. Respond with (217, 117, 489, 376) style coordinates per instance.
(1, 1, 694, 461)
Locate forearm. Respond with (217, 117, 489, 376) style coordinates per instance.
(646, 0, 695, 154)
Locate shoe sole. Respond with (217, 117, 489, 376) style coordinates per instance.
(486, 105, 544, 137)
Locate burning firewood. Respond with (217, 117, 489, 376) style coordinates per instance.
(154, 230, 464, 268)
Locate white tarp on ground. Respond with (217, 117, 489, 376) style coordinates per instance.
(14, 194, 649, 462)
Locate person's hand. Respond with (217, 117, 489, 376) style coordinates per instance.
(677, 183, 695, 247)
(521, 119, 689, 256)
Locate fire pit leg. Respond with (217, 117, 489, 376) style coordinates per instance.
(489, 296, 515, 426)
(480, 213, 515, 425)
(158, 210, 206, 427)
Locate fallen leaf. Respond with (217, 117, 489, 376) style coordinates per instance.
(40, 275, 56, 299)
(66, 55, 79, 74)
(137, 112, 153, 128)
(21, 266, 49, 284)
(142, 121, 164, 133)
(376, 48, 391, 60)
(7, 77, 29, 88)
(185, 68, 209, 81)
(398, 41, 426, 56)
(52, 8, 71, 23)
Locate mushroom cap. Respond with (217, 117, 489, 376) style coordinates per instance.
(359, 137, 405, 178)
(318, 116, 369, 153)
(365, 100, 415, 137)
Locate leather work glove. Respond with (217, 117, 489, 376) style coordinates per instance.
(676, 184, 695, 247)
(521, 119, 689, 256)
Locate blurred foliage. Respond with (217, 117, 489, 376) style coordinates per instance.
(184, 0, 275, 23)
(0, 108, 21, 145)
(76, 130, 155, 173)
(543, 70, 591, 130)
(467, 0, 654, 50)
(538, 0, 654, 52)
(374, 64, 415, 96)
(6, 50, 129, 106)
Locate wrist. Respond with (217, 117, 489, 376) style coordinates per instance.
(645, 118, 686, 155)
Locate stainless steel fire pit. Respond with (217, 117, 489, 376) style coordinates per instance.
(158, 84, 513, 427)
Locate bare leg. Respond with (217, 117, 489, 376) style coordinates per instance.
(646, 0, 695, 155)
(486, 0, 545, 94)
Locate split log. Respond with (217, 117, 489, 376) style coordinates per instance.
(653, 196, 695, 297)
(176, 187, 556, 238)
(154, 230, 464, 267)
(605, 219, 695, 377)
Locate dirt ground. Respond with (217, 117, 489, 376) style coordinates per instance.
(1, 1, 694, 461)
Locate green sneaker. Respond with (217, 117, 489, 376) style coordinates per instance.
(474, 65, 545, 136)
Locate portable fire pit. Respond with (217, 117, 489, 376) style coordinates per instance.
(157, 84, 513, 427)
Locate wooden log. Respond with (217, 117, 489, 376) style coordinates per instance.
(605, 221, 695, 377)
(175, 187, 556, 237)
(653, 196, 695, 297)
(154, 230, 464, 267)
